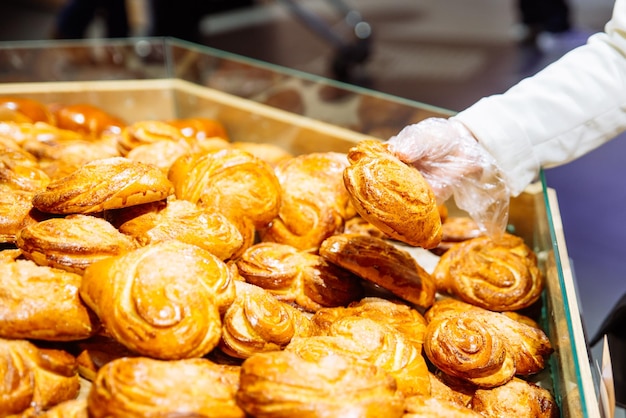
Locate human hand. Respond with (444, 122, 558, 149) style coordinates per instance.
(386, 117, 510, 235)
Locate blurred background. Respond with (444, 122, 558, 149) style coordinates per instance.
(0, 0, 624, 410)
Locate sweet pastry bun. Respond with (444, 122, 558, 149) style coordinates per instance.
(80, 240, 232, 360)
(235, 241, 363, 312)
(0, 97, 55, 124)
(32, 157, 174, 214)
(166, 117, 230, 141)
(51, 103, 126, 137)
(88, 357, 244, 418)
(0, 143, 50, 192)
(231, 141, 293, 167)
(0, 249, 99, 341)
(319, 233, 436, 309)
(16, 214, 137, 274)
(471, 377, 559, 418)
(219, 281, 317, 359)
(237, 347, 404, 418)
(343, 139, 442, 248)
(432, 233, 544, 311)
(118, 198, 244, 260)
(0, 186, 46, 243)
(403, 395, 483, 417)
(259, 152, 355, 250)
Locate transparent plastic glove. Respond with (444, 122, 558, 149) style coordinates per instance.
(386, 117, 510, 236)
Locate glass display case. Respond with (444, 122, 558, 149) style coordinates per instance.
(0, 37, 601, 417)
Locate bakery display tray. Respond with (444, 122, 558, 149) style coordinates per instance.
(0, 74, 599, 417)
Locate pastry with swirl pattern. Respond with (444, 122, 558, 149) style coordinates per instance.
(80, 240, 233, 360)
(88, 357, 244, 418)
(343, 139, 442, 248)
(432, 233, 544, 311)
(237, 346, 404, 418)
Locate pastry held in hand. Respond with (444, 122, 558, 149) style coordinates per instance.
(237, 347, 404, 418)
(343, 139, 442, 248)
(0, 249, 99, 341)
(88, 357, 244, 418)
(80, 240, 233, 360)
(319, 233, 436, 309)
(432, 233, 543, 311)
(32, 157, 174, 214)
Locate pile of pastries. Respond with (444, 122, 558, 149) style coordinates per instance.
(0, 97, 558, 417)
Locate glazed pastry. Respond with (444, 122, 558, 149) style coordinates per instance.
(0, 338, 80, 415)
(259, 152, 355, 250)
(0, 142, 50, 191)
(432, 233, 544, 311)
(231, 141, 293, 167)
(52, 103, 126, 137)
(291, 316, 431, 397)
(117, 120, 184, 156)
(471, 377, 559, 418)
(423, 308, 553, 387)
(343, 139, 442, 248)
(0, 121, 84, 146)
(428, 371, 475, 408)
(235, 242, 363, 312)
(32, 157, 174, 214)
(403, 395, 483, 418)
(126, 139, 193, 173)
(169, 148, 282, 230)
(0, 249, 99, 341)
(80, 240, 232, 359)
(0, 185, 46, 243)
(0, 97, 55, 124)
(237, 347, 404, 418)
(311, 297, 427, 350)
(88, 357, 244, 418)
(118, 198, 244, 260)
(219, 281, 317, 359)
(319, 233, 436, 309)
(75, 335, 138, 381)
(16, 214, 138, 274)
(342, 215, 390, 239)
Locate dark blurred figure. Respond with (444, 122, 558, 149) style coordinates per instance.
(148, 0, 255, 43)
(53, 0, 130, 39)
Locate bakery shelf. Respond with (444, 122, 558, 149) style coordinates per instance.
(0, 37, 600, 417)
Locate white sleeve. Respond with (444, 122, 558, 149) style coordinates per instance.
(454, 0, 626, 196)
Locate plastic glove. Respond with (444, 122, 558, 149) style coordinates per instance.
(386, 117, 510, 236)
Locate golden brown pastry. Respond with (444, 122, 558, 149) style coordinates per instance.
(311, 297, 427, 350)
(290, 315, 431, 397)
(0, 185, 46, 243)
(343, 139, 442, 248)
(80, 240, 232, 360)
(32, 157, 174, 214)
(219, 281, 317, 359)
(0, 142, 50, 192)
(403, 395, 483, 418)
(319, 233, 436, 309)
(0, 338, 80, 415)
(126, 138, 193, 173)
(169, 148, 282, 230)
(259, 152, 355, 250)
(88, 357, 244, 418)
(51, 103, 126, 137)
(0, 249, 99, 341)
(117, 120, 182, 156)
(423, 307, 553, 388)
(428, 371, 476, 408)
(16, 214, 137, 274)
(342, 215, 390, 239)
(237, 347, 405, 418)
(471, 377, 559, 418)
(0, 97, 55, 124)
(0, 121, 84, 147)
(432, 233, 544, 311)
(235, 242, 363, 312)
(118, 198, 244, 260)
